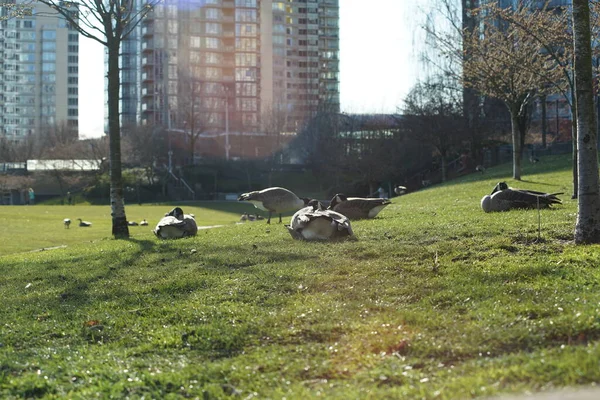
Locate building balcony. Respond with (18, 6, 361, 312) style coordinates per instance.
(141, 71, 155, 82)
(141, 42, 154, 52)
(141, 25, 153, 37)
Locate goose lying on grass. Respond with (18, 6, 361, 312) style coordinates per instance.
(238, 186, 309, 224)
(285, 200, 355, 241)
(77, 218, 92, 227)
(481, 182, 563, 213)
(139, 219, 148, 226)
(328, 193, 391, 219)
(153, 207, 198, 239)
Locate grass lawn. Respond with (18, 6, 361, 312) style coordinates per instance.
(0, 201, 272, 255)
(3, 154, 600, 399)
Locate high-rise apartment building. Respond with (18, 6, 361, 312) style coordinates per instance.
(0, 1, 79, 141)
(136, 0, 339, 134)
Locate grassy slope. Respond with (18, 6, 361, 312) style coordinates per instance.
(0, 202, 274, 255)
(3, 154, 600, 399)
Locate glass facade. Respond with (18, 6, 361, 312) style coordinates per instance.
(0, 1, 78, 140)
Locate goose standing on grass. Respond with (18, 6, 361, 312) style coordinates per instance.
(154, 207, 198, 239)
(481, 182, 563, 213)
(64, 218, 71, 229)
(238, 187, 309, 224)
(77, 218, 92, 227)
(285, 199, 355, 241)
(328, 193, 392, 219)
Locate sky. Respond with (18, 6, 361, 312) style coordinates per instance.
(78, 0, 428, 139)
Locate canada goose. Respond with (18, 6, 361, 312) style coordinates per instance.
(139, 219, 148, 226)
(529, 156, 540, 164)
(64, 218, 71, 229)
(328, 193, 392, 219)
(240, 213, 249, 222)
(481, 182, 563, 213)
(475, 165, 486, 173)
(77, 218, 92, 227)
(128, 221, 138, 226)
(238, 187, 309, 224)
(285, 200, 355, 241)
(394, 186, 407, 196)
(154, 207, 198, 239)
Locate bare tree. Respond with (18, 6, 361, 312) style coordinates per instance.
(34, 0, 159, 238)
(573, 0, 600, 244)
(460, 3, 559, 180)
(496, 1, 580, 197)
(122, 124, 166, 185)
(176, 68, 206, 165)
(402, 75, 466, 182)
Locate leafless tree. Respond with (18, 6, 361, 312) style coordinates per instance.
(176, 68, 206, 165)
(460, 3, 560, 180)
(573, 0, 600, 244)
(122, 123, 166, 185)
(402, 75, 467, 182)
(33, 0, 159, 238)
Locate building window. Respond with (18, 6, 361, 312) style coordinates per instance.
(68, 109, 78, 117)
(42, 42, 56, 51)
(42, 30, 56, 40)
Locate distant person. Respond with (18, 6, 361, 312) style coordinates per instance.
(377, 186, 387, 199)
(28, 188, 35, 205)
(67, 191, 73, 205)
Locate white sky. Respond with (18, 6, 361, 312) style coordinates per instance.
(78, 0, 428, 139)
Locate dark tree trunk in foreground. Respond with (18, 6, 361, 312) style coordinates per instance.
(573, 0, 600, 243)
(108, 39, 129, 238)
(509, 108, 522, 181)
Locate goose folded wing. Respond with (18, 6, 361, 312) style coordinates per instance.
(500, 190, 556, 208)
(156, 216, 188, 228)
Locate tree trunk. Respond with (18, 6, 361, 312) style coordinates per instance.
(571, 116, 578, 199)
(541, 95, 547, 148)
(509, 108, 522, 180)
(573, 0, 600, 244)
(107, 40, 129, 238)
(440, 154, 447, 182)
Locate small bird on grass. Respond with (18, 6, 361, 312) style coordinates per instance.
(64, 218, 71, 229)
(77, 218, 92, 227)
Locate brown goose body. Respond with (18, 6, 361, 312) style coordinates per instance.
(153, 207, 198, 239)
(328, 194, 391, 219)
(481, 182, 562, 213)
(285, 200, 354, 241)
(238, 187, 308, 224)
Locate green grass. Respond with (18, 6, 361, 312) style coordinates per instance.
(0, 201, 274, 255)
(3, 154, 600, 399)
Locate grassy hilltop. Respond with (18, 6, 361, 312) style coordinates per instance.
(3, 154, 600, 399)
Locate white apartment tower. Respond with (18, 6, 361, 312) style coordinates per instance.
(137, 0, 339, 134)
(0, 1, 79, 141)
